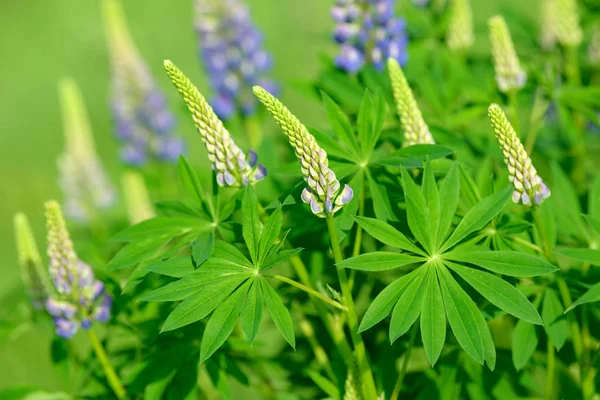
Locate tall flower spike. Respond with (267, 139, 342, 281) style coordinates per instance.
(555, 0, 582, 47)
(45, 201, 112, 339)
(103, 0, 185, 166)
(14, 213, 51, 309)
(540, 0, 558, 51)
(164, 60, 266, 187)
(588, 24, 600, 67)
(488, 104, 551, 206)
(446, 0, 474, 52)
(388, 58, 435, 147)
(194, 0, 278, 120)
(253, 86, 353, 218)
(331, 0, 408, 73)
(121, 171, 155, 225)
(488, 16, 527, 93)
(58, 79, 117, 223)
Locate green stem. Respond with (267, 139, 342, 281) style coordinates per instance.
(546, 338, 555, 400)
(349, 174, 366, 290)
(565, 45, 581, 86)
(326, 215, 378, 400)
(88, 328, 126, 399)
(556, 276, 584, 360)
(390, 323, 418, 400)
(265, 274, 347, 311)
(510, 235, 544, 253)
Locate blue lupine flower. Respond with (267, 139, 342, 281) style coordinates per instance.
(45, 201, 112, 339)
(195, 0, 278, 120)
(104, 0, 185, 166)
(332, 0, 408, 73)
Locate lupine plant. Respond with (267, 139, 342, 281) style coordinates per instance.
(5, 1, 600, 399)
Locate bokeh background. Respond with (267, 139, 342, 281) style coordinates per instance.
(0, 0, 535, 391)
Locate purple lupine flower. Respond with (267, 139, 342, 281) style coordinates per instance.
(45, 201, 112, 339)
(195, 0, 278, 120)
(332, 0, 408, 73)
(104, 0, 185, 166)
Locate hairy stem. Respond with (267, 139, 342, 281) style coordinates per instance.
(265, 274, 347, 311)
(88, 328, 127, 399)
(326, 215, 378, 400)
(390, 323, 418, 400)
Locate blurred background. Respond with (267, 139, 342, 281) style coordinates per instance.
(0, 0, 536, 391)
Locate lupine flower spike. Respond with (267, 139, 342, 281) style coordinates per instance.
(588, 24, 600, 67)
(555, 0, 582, 48)
(194, 0, 278, 120)
(103, 0, 184, 166)
(488, 104, 551, 206)
(387, 58, 435, 147)
(253, 86, 353, 217)
(446, 0, 474, 52)
(45, 201, 112, 339)
(539, 0, 558, 51)
(14, 213, 52, 309)
(331, 0, 408, 73)
(164, 60, 266, 187)
(121, 171, 155, 225)
(488, 16, 527, 93)
(58, 79, 117, 223)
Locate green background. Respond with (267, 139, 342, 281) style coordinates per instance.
(0, 0, 530, 391)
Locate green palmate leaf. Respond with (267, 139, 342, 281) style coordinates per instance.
(199, 280, 250, 364)
(437, 264, 484, 364)
(242, 186, 261, 264)
(590, 173, 600, 219)
(192, 232, 215, 267)
(535, 201, 557, 253)
(154, 200, 202, 217)
(458, 163, 481, 209)
(357, 90, 387, 156)
(178, 155, 207, 205)
(390, 266, 428, 343)
(471, 298, 496, 371)
(436, 163, 460, 249)
(446, 262, 542, 324)
(542, 288, 568, 350)
(309, 126, 354, 161)
(550, 163, 588, 241)
(566, 281, 600, 312)
(338, 251, 424, 271)
(307, 370, 340, 399)
(112, 217, 211, 243)
(321, 91, 359, 155)
(512, 319, 538, 371)
(143, 256, 195, 278)
(213, 241, 253, 268)
(109, 236, 173, 270)
(582, 214, 600, 236)
(258, 207, 282, 265)
(445, 248, 558, 277)
(162, 274, 252, 332)
(366, 170, 395, 221)
(422, 160, 441, 252)
(241, 280, 263, 345)
(555, 248, 600, 265)
(260, 276, 295, 348)
(420, 265, 446, 366)
(392, 144, 454, 160)
(353, 216, 425, 255)
(358, 269, 421, 332)
(441, 186, 512, 252)
(261, 248, 303, 271)
(401, 167, 432, 252)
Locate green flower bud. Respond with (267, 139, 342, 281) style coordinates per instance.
(488, 16, 526, 93)
(540, 0, 558, 51)
(588, 23, 600, 67)
(446, 0, 475, 52)
(556, 0, 582, 47)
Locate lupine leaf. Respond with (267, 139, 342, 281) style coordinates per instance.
(192, 232, 215, 267)
(367, 170, 395, 222)
(357, 90, 387, 156)
(436, 163, 460, 249)
(555, 248, 600, 265)
(566, 281, 600, 312)
(437, 264, 484, 364)
(441, 186, 512, 252)
(241, 279, 263, 344)
(535, 201, 557, 252)
(260, 276, 295, 348)
(551, 163, 588, 241)
(338, 252, 424, 271)
(458, 163, 481, 209)
(161, 274, 251, 332)
(447, 262, 542, 324)
(542, 288, 568, 350)
(258, 207, 282, 265)
(390, 266, 428, 343)
(353, 216, 425, 255)
(213, 241, 253, 268)
(401, 167, 432, 252)
(422, 160, 441, 252)
(111, 217, 210, 243)
(445, 248, 558, 277)
(471, 299, 496, 371)
(582, 214, 600, 236)
(178, 155, 207, 205)
(358, 269, 421, 332)
(261, 248, 303, 271)
(512, 319, 537, 371)
(143, 256, 195, 278)
(420, 265, 446, 366)
(392, 144, 454, 160)
(307, 370, 340, 399)
(199, 281, 250, 364)
(309, 126, 356, 162)
(591, 173, 600, 219)
(109, 236, 175, 270)
(321, 91, 360, 155)
(242, 186, 261, 264)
